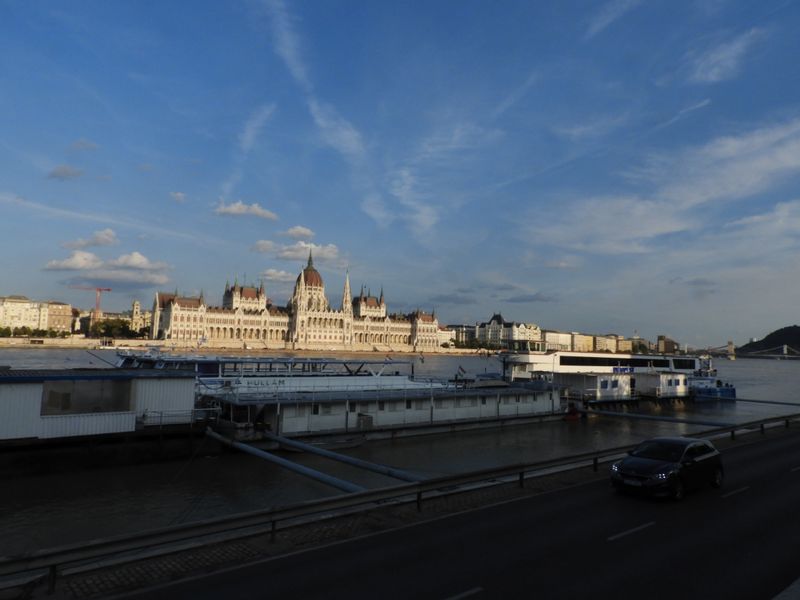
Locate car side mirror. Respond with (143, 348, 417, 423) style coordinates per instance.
(682, 458, 695, 466)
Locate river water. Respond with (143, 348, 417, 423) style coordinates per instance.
(1, 348, 799, 555)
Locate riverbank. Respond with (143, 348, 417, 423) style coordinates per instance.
(0, 337, 483, 357)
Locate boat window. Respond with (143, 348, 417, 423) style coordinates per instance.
(600, 380, 609, 389)
(611, 380, 619, 389)
(42, 380, 132, 415)
(197, 363, 218, 375)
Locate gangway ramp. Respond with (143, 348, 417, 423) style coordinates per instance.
(263, 431, 422, 483)
(206, 428, 364, 493)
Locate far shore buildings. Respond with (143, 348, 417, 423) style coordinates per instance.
(150, 253, 440, 352)
(0, 295, 73, 333)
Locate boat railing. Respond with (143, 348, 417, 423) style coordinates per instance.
(138, 407, 220, 427)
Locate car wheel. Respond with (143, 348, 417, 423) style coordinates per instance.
(711, 467, 723, 489)
(670, 478, 685, 501)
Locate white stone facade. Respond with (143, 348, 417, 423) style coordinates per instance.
(150, 254, 440, 352)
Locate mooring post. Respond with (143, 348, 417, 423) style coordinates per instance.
(416, 491, 423, 512)
(270, 520, 277, 542)
(730, 430, 736, 441)
(593, 456, 598, 472)
(519, 471, 524, 488)
(761, 423, 765, 435)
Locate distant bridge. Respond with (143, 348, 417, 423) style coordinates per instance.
(736, 344, 800, 359)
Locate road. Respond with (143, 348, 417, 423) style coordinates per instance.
(122, 431, 800, 600)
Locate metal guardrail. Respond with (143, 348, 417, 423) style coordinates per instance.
(3, 411, 800, 593)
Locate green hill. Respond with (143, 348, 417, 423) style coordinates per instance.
(738, 325, 800, 353)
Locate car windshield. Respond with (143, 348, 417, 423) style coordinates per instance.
(631, 441, 684, 462)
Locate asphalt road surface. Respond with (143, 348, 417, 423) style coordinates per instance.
(122, 432, 800, 600)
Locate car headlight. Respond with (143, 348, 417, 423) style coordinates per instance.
(652, 469, 676, 481)
(611, 462, 621, 473)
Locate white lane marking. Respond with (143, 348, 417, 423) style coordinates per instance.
(722, 486, 750, 498)
(443, 587, 484, 600)
(607, 521, 656, 542)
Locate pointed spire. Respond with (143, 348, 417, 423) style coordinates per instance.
(225, 279, 230, 292)
(307, 248, 314, 268)
(342, 270, 352, 313)
(379, 286, 384, 304)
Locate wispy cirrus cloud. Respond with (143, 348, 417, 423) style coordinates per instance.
(260, 0, 313, 93)
(239, 103, 276, 154)
(505, 292, 558, 303)
(0, 192, 214, 243)
(215, 199, 278, 220)
(69, 138, 99, 151)
(170, 191, 187, 203)
(555, 112, 629, 140)
(644, 117, 800, 209)
(687, 28, 766, 83)
(653, 99, 712, 131)
(63, 228, 118, 250)
(47, 164, 83, 180)
(308, 98, 365, 161)
(221, 103, 277, 198)
(585, 0, 642, 40)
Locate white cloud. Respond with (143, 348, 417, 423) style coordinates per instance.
(688, 28, 765, 83)
(63, 228, 118, 250)
(215, 200, 278, 220)
(252, 240, 277, 253)
(276, 241, 340, 262)
(106, 252, 167, 270)
(585, 0, 642, 39)
(239, 103, 276, 154)
(45, 251, 104, 270)
(170, 191, 187, 203)
(261, 268, 297, 283)
(45, 250, 171, 287)
(47, 164, 83, 180)
(282, 226, 314, 239)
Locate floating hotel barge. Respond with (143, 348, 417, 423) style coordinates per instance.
(500, 350, 735, 402)
(115, 353, 561, 439)
(0, 367, 205, 446)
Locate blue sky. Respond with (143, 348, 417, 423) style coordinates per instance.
(2, 0, 799, 348)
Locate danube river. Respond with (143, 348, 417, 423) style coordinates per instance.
(1, 348, 799, 555)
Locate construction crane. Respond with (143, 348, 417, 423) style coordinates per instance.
(70, 285, 112, 318)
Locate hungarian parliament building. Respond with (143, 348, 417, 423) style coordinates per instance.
(150, 254, 440, 352)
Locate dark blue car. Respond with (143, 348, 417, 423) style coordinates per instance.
(610, 437, 723, 500)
